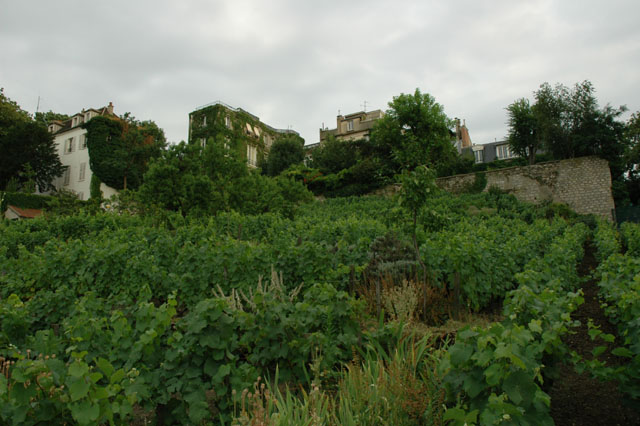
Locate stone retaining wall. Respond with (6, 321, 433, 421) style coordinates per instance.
(436, 156, 615, 220)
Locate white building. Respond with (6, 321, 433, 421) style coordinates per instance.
(47, 103, 118, 200)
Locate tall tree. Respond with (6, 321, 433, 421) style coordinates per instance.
(506, 80, 629, 202)
(311, 135, 359, 174)
(370, 89, 456, 175)
(34, 110, 70, 126)
(0, 88, 30, 136)
(624, 112, 640, 204)
(506, 98, 538, 165)
(263, 134, 305, 176)
(532, 81, 626, 162)
(0, 89, 64, 191)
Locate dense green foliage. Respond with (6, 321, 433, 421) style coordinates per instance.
(506, 98, 538, 165)
(621, 222, 640, 256)
(0, 192, 52, 210)
(263, 134, 305, 176)
(440, 223, 588, 425)
(302, 88, 461, 198)
(370, 88, 457, 176)
(0, 89, 64, 191)
(83, 115, 166, 191)
(506, 81, 634, 204)
(589, 221, 640, 403)
(309, 135, 360, 174)
(1, 190, 631, 424)
(137, 139, 313, 218)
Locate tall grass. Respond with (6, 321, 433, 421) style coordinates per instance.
(232, 327, 446, 426)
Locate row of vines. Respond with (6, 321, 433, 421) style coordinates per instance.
(0, 192, 620, 424)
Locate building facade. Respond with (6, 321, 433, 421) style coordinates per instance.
(463, 140, 519, 164)
(319, 109, 384, 142)
(47, 103, 118, 200)
(453, 118, 472, 153)
(188, 101, 299, 168)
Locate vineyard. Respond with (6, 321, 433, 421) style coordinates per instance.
(1, 191, 639, 425)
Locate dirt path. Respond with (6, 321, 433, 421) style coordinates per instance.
(549, 243, 640, 426)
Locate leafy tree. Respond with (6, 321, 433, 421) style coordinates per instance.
(83, 114, 166, 190)
(201, 134, 249, 182)
(311, 135, 359, 174)
(370, 88, 457, 175)
(522, 81, 628, 164)
(397, 165, 439, 251)
(34, 110, 70, 126)
(139, 136, 313, 217)
(397, 165, 439, 310)
(44, 189, 86, 216)
(506, 98, 538, 165)
(507, 81, 630, 203)
(138, 142, 217, 214)
(0, 89, 65, 191)
(0, 119, 65, 191)
(0, 88, 30, 137)
(625, 112, 640, 204)
(264, 134, 305, 176)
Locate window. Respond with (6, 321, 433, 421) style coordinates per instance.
(203, 116, 207, 126)
(347, 120, 354, 131)
(247, 145, 257, 167)
(79, 134, 87, 149)
(63, 168, 71, 186)
(200, 137, 206, 147)
(496, 144, 514, 160)
(474, 150, 484, 163)
(65, 137, 75, 154)
(79, 162, 86, 181)
(77, 192, 84, 200)
(264, 135, 273, 148)
(225, 116, 232, 128)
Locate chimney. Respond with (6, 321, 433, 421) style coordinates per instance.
(107, 102, 114, 114)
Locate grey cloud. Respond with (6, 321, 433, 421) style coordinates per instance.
(1, 0, 638, 146)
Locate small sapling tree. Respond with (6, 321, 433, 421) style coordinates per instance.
(397, 165, 439, 319)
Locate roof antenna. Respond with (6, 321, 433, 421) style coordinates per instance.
(361, 100, 368, 112)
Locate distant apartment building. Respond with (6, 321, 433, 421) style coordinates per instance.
(465, 140, 519, 164)
(319, 109, 384, 142)
(47, 103, 118, 200)
(188, 101, 299, 168)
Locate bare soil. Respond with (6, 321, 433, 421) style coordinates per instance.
(549, 243, 640, 426)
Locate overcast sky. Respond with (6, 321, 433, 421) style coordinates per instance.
(1, 0, 638, 146)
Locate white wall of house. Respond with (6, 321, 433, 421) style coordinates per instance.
(53, 126, 91, 200)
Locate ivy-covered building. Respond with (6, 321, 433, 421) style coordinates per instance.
(47, 103, 119, 200)
(188, 101, 300, 168)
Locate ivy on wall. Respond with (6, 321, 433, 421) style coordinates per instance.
(83, 115, 165, 191)
(189, 104, 298, 167)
